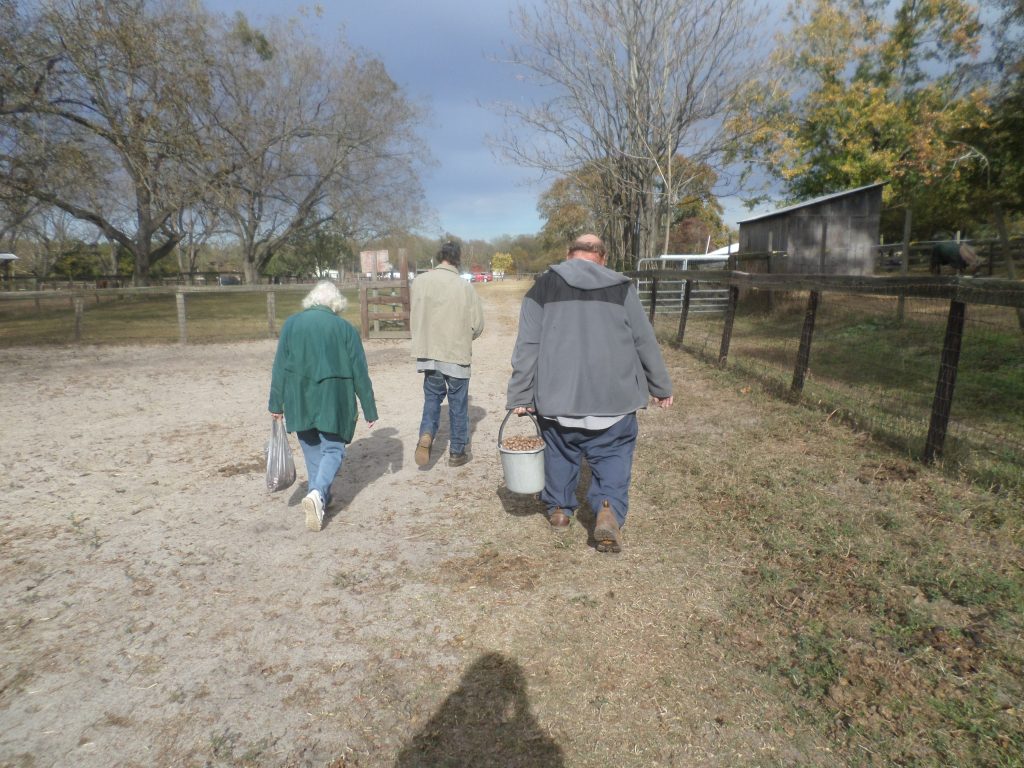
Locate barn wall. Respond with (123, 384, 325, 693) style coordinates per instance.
(738, 186, 883, 276)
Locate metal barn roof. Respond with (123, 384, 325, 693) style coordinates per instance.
(736, 183, 887, 224)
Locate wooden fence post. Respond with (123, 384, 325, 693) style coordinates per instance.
(648, 277, 659, 324)
(791, 290, 820, 395)
(993, 203, 1024, 331)
(73, 296, 84, 342)
(399, 250, 411, 333)
(266, 292, 277, 338)
(359, 284, 369, 340)
(898, 207, 911, 324)
(176, 292, 187, 345)
(923, 300, 966, 463)
(676, 279, 692, 343)
(718, 285, 740, 367)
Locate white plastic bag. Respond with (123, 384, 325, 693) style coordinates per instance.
(266, 418, 296, 492)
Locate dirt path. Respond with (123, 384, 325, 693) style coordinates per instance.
(6, 281, 973, 767)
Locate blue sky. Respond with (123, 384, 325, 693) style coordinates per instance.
(205, 0, 764, 243)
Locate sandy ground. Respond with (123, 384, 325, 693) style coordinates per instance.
(1, 284, 620, 767)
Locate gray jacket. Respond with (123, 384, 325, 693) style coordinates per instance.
(505, 259, 672, 417)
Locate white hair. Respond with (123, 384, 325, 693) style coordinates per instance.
(302, 280, 348, 313)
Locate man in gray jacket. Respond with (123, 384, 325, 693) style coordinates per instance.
(505, 234, 673, 552)
(411, 240, 485, 467)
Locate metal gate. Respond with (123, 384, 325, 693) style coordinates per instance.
(635, 254, 731, 316)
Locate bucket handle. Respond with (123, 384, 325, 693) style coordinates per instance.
(498, 409, 541, 446)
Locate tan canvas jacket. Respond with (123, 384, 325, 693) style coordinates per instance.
(410, 264, 485, 367)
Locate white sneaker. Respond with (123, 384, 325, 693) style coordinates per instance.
(302, 489, 324, 532)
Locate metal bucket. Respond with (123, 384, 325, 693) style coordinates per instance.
(497, 410, 545, 494)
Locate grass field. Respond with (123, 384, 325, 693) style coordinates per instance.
(0, 286, 361, 346)
(659, 293, 1024, 494)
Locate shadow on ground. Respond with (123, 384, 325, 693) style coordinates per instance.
(392, 652, 564, 768)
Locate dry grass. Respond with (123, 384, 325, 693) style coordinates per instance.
(425, 340, 1023, 767)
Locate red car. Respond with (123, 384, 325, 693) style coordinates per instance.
(471, 272, 493, 283)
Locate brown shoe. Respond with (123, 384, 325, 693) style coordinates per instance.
(415, 434, 432, 467)
(593, 500, 622, 553)
(548, 509, 571, 530)
(448, 452, 469, 467)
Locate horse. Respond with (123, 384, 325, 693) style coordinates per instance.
(930, 241, 982, 276)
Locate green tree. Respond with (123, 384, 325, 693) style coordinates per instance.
(733, 0, 988, 237)
(537, 175, 593, 251)
(959, 0, 1024, 231)
(275, 222, 351, 279)
(540, 157, 728, 257)
(490, 252, 514, 275)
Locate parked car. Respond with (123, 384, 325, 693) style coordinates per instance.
(217, 275, 241, 286)
(471, 272, 493, 283)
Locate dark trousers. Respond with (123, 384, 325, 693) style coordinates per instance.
(537, 414, 638, 526)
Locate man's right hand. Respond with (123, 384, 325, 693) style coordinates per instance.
(513, 406, 536, 416)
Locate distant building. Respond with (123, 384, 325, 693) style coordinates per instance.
(738, 183, 886, 275)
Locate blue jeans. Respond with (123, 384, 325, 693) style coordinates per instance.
(537, 414, 638, 526)
(296, 429, 346, 506)
(419, 371, 469, 454)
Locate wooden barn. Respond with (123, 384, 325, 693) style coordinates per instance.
(737, 183, 885, 275)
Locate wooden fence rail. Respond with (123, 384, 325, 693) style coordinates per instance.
(629, 269, 1024, 467)
(0, 284, 314, 344)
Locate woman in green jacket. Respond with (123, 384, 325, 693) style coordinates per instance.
(269, 281, 378, 531)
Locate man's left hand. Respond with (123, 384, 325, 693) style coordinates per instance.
(652, 395, 673, 409)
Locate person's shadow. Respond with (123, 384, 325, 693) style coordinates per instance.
(327, 427, 404, 518)
(287, 427, 403, 520)
(393, 653, 563, 768)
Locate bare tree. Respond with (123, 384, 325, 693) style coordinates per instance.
(0, 0, 225, 286)
(176, 203, 222, 283)
(210, 15, 430, 283)
(4, 204, 88, 281)
(497, 0, 764, 268)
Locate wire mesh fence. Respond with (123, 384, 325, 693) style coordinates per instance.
(640, 271, 1024, 493)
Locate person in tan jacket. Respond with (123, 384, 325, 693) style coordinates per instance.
(410, 240, 485, 467)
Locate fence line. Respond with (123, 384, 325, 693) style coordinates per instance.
(0, 284, 317, 346)
(631, 269, 1024, 491)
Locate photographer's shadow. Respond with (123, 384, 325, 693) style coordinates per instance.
(393, 652, 563, 767)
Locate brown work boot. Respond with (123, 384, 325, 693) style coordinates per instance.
(415, 434, 432, 467)
(448, 452, 469, 467)
(548, 509, 571, 530)
(593, 500, 622, 553)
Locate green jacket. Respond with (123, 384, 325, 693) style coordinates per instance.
(268, 306, 378, 442)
